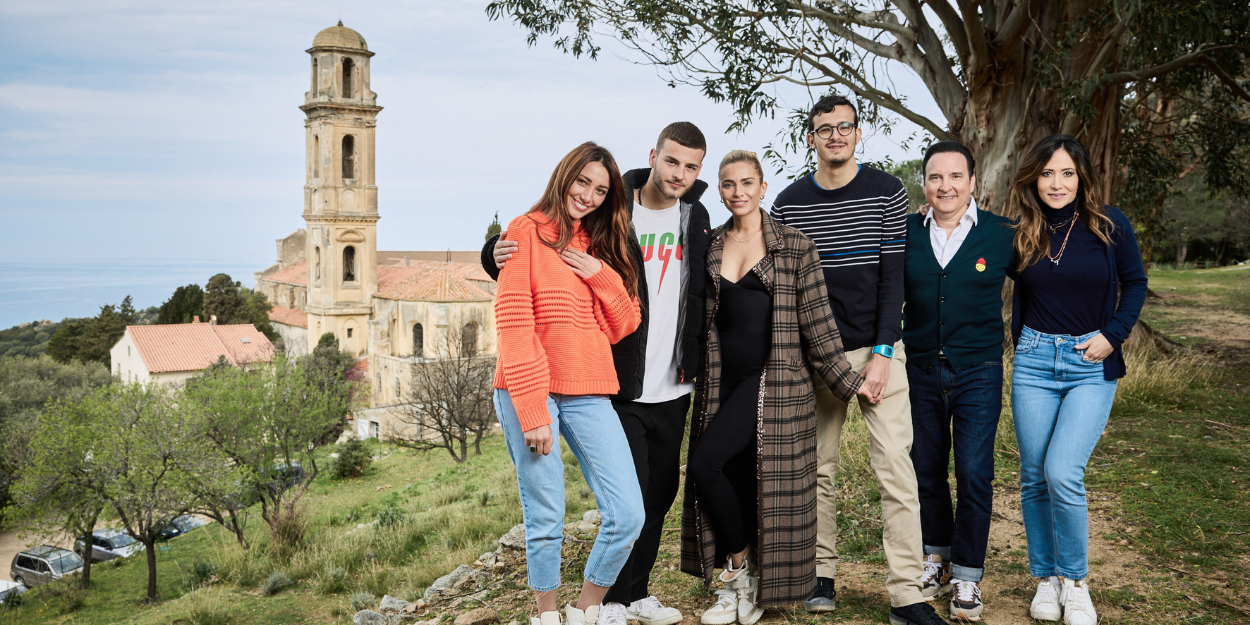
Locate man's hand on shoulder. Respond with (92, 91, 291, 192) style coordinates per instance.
(860, 354, 891, 403)
(494, 231, 519, 269)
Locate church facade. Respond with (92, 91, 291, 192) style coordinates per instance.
(254, 23, 496, 438)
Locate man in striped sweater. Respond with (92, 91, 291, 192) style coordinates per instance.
(771, 95, 945, 625)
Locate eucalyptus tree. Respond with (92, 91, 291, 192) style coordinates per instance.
(486, 0, 1250, 233)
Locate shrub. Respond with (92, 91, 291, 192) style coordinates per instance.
(267, 493, 309, 558)
(40, 582, 87, 614)
(350, 591, 375, 612)
(186, 588, 232, 625)
(376, 504, 407, 529)
(316, 566, 349, 595)
(212, 547, 266, 588)
(184, 560, 218, 591)
(332, 438, 373, 480)
(261, 571, 295, 596)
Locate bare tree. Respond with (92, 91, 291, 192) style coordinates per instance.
(389, 324, 497, 463)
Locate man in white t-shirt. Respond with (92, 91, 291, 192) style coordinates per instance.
(485, 123, 712, 625)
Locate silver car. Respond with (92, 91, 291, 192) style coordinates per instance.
(9, 546, 83, 588)
(74, 529, 144, 562)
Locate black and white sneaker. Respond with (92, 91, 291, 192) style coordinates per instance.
(920, 554, 953, 600)
(889, 601, 953, 625)
(803, 576, 836, 613)
(948, 579, 983, 622)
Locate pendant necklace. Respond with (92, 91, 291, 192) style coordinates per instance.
(1047, 212, 1078, 233)
(1046, 212, 1079, 267)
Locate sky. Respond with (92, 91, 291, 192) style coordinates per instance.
(0, 1, 943, 285)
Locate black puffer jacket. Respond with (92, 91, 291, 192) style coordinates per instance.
(481, 167, 712, 401)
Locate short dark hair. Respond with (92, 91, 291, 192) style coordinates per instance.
(656, 122, 707, 153)
(922, 141, 976, 177)
(806, 94, 858, 132)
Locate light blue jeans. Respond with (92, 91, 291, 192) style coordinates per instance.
(1011, 327, 1117, 580)
(494, 390, 644, 591)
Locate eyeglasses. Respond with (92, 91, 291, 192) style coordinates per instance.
(811, 122, 856, 139)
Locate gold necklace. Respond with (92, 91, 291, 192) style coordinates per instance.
(726, 229, 761, 243)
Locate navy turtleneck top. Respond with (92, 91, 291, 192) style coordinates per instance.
(1018, 200, 1110, 336)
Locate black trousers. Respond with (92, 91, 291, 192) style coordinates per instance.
(686, 374, 761, 559)
(603, 393, 691, 605)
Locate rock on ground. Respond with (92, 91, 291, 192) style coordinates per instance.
(353, 610, 392, 625)
(424, 564, 476, 601)
(582, 509, 601, 524)
(454, 606, 500, 625)
(379, 594, 412, 614)
(497, 524, 526, 551)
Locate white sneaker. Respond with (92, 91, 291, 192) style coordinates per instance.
(600, 603, 628, 625)
(948, 579, 983, 622)
(565, 604, 600, 625)
(531, 611, 561, 625)
(1029, 576, 1062, 621)
(723, 555, 763, 625)
(1059, 577, 1097, 625)
(699, 589, 738, 625)
(920, 553, 953, 600)
(627, 596, 683, 625)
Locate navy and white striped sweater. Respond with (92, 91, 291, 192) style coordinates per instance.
(770, 166, 908, 351)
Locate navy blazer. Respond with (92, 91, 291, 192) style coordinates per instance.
(1011, 206, 1148, 380)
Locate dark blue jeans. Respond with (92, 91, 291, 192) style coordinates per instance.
(907, 359, 1003, 582)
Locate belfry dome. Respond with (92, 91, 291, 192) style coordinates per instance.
(312, 21, 368, 50)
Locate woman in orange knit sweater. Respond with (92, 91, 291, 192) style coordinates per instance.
(494, 142, 644, 625)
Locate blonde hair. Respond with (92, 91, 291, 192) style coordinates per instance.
(718, 150, 764, 178)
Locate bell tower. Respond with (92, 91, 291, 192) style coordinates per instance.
(301, 22, 381, 357)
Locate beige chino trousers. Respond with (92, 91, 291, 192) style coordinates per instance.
(813, 340, 925, 607)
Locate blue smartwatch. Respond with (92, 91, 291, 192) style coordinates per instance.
(872, 344, 894, 359)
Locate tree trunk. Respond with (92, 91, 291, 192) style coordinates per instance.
(951, 3, 1123, 217)
(228, 508, 249, 549)
(1177, 236, 1188, 266)
(78, 532, 93, 590)
(143, 538, 158, 603)
(457, 438, 467, 464)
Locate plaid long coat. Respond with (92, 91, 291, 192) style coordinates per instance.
(680, 210, 864, 606)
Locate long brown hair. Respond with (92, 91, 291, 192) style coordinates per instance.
(1010, 134, 1115, 272)
(529, 142, 638, 298)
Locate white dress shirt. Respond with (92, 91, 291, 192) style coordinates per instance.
(924, 197, 979, 268)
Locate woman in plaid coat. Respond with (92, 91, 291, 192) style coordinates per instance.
(682, 151, 874, 620)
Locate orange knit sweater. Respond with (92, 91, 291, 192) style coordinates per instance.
(494, 214, 641, 431)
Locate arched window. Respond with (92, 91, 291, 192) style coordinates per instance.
(461, 322, 478, 357)
(413, 323, 424, 358)
(343, 246, 356, 282)
(342, 135, 355, 180)
(314, 247, 321, 280)
(341, 57, 353, 98)
(312, 135, 320, 179)
(311, 58, 319, 94)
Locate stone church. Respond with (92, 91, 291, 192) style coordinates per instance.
(253, 23, 496, 438)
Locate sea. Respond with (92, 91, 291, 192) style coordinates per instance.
(0, 259, 271, 329)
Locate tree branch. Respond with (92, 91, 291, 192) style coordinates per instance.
(1203, 58, 1250, 104)
(992, 0, 1041, 48)
(954, 0, 991, 71)
(926, 0, 971, 61)
(891, 0, 966, 122)
(1103, 48, 1228, 84)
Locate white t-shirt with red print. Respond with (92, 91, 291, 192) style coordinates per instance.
(633, 201, 695, 403)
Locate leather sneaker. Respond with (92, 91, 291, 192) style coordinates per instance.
(803, 576, 836, 613)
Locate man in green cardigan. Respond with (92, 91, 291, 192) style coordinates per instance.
(902, 141, 1014, 622)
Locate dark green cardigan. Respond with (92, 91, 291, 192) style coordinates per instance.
(902, 209, 1015, 373)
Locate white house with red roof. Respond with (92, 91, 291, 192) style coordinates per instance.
(110, 319, 275, 385)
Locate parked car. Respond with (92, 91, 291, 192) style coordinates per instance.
(268, 460, 304, 494)
(158, 515, 208, 541)
(9, 546, 83, 588)
(73, 529, 144, 562)
(0, 580, 27, 604)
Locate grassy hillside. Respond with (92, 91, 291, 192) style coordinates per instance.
(3, 266, 1247, 624)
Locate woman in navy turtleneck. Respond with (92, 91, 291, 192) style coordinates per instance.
(1007, 135, 1147, 625)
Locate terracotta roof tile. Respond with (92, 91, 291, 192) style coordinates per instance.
(126, 324, 275, 374)
(268, 305, 308, 328)
(376, 261, 494, 302)
(265, 260, 308, 286)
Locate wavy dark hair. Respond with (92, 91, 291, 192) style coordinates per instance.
(1010, 134, 1115, 272)
(528, 142, 638, 298)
